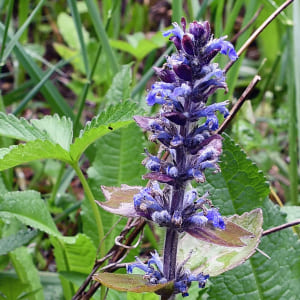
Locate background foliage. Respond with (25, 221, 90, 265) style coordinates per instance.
(0, 0, 299, 299)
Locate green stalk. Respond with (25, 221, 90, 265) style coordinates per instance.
(72, 163, 105, 257)
(288, 28, 298, 205)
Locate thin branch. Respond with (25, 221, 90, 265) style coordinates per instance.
(231, 6, 263, 43)
(217, 75, 261, 134)
(262, 219, 300, 236)
(72, 218, 146, 300)
(224, 0, 294, 73)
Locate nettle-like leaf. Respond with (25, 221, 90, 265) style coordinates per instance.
(0, 140, 71, 171)
(197, 135, 300, 299)
(0, 190, 61, 238)
(0, 102, 138, 170)
(31, 115, 73, 151)
(178, 208, 263, 277)
(104, 64, 133, 105)
(70, 102, 138, 161)
(93, 273, 173, 295)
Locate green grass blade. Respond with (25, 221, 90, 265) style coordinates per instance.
(1, 0, 46, 64)
(0, 0, 14, 63)
(196, 0, 210, 20)
(67, 0, 90, 74)
(0, 23, 75, 119)
(224, 0, 244, 35)
(172, 0, 183, 23)
(18, 0, 29, 43)
(84, 0, 119, 74)
(13, 59, 69, 115)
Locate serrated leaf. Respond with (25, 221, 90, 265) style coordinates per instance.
(0, 140, 71, 171)
(0, 191, 61, 238)
(93, 273, 174, 294)
(0, 113, 47, 141)
(178, 209, 263, 277)
(70, 101, 138, 161)
(98, 185, 141, 217)
(31, 115, 73, 151)
(104, 64, 132, 104)
(0, 229, 38, 255)
(198, 135, 300, 299)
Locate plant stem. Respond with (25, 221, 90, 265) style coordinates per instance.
(72, 163, 105, 257)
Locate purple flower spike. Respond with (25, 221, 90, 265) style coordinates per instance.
(130, 18, 237, 297)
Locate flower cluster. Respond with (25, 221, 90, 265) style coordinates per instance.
(129, 18, 237, 297)
(127, 251, 209, 297)
(134, 182, 225, 231)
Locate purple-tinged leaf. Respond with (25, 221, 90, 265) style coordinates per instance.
(97, 185, 142, 217)
(133, 115, 156, 131)
(178, 209, 263, 276)
(143, 172, 175, 184)
(186, 219, 252, 247)
(93, 273, 174, 295)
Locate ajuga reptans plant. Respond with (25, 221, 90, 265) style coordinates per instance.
(99, 18, 242, 298)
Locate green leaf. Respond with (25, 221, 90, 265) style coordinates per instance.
(0, 274, 29, 300)
(51, 234, 97, 299)
(199, 135, 300, 299)
(70, 101, 138, 161)
(31, 115, 73, 151)
(57, 12, 89, 50)
(127, 292, 159, 300)
(199, 134, 269, 215)
(104, 64, 132, 104)
(0, 113, 48, 141)
(52, 234, 96, 274)
(0, 113, 73, 151)
(178, 209, 263, 277)
(93, 273, 174, 294)
(85, 123, 145, 247)
(10, 247, 44, 300)
(281, 206, 300, 224)
(0, 191, 61, 238)
(0, 229, 38, 255)
(0, 140, 71, 171)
